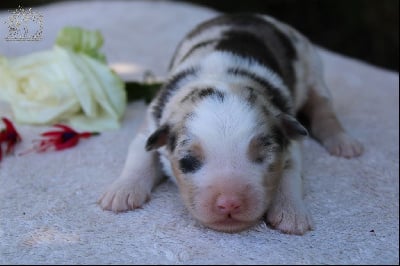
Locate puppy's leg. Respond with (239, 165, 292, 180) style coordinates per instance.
(266, 142, 313, 235)
(300, 49, 363, 158)
(98, 111, 163, 212)
(300, 87, 363, 158)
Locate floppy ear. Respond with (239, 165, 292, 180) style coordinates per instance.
(145, 124, 170, 151)
(277, 113, 308, 140)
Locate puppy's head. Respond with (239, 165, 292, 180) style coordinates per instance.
(146, 89, 307, 232)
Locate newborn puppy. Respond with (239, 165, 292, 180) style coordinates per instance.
(98, 13, 363, 234)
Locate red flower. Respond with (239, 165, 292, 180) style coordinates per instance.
(0, 117, 22, 162)
(24, 124, 99, 154)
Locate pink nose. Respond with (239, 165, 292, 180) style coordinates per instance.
(216, 195, 242, 214)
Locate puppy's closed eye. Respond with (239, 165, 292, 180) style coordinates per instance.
(247, 135, 279, 164)
(179, 155, 203, 173)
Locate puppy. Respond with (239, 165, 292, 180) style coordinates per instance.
(98, 13, 363, 234)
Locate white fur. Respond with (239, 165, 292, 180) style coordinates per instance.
(266, 141, 314, 234)
(187, 94, 262, 182)
(98, 108, 163, 212)
(160, 51, 291, 123)
(160, 93, 265, 186)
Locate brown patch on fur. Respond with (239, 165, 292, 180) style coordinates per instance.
(283, 158, 292, 170)
(300, 87, 344, 141)
(261, 105, 270, 117)
(247, 134, 283, 164)
(191, 143, 205, 162)
(171, 158, 197, 209)
(268, 161, 279, 173)
(262, 153, 285, 204)
(170, 141, 205, 212)
(247, 135, 268, 163)
(245, 86, 257, 104)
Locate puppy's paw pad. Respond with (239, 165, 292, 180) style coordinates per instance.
(322, 132, 363, 158)
(97, 180, 150, 213)
(265, 204, 313, 235)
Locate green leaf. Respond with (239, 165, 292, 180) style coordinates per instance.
(55, 27, 106, 62)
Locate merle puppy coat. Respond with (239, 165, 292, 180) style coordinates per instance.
(98, 14, 363, 234)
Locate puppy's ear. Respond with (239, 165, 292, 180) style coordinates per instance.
(277, 113, 308, 140)
(145, 124, 170, 151)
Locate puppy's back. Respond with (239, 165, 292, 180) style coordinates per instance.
(169, 13, 301, 91)
(152, 13, 317, 125)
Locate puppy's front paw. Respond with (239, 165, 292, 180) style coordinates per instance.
(98, 179, 150, 213)
(265, 201, 313, 235)
(322, 132, 363, 158)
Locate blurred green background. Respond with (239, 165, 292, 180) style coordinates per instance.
(1, 0, 398, 71)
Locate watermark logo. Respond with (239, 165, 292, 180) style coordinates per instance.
(4, 6, 43, 41)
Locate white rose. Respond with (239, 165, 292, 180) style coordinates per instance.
(0, 28, 126, 132)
